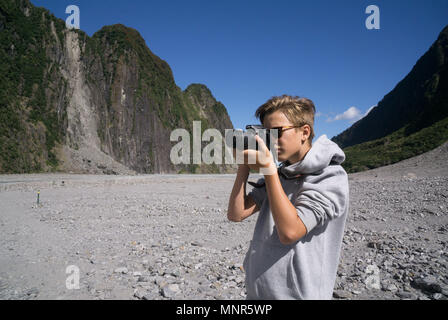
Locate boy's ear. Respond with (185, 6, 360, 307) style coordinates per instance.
(301, 125, 311, 143)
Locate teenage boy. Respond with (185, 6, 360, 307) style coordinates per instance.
(227, 95, 349, 299)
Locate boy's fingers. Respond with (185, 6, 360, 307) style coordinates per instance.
(254, 134, 268, 153)
(235, 149, 252, 165)
(244, 149, 258, 165)
(254, 135, 272, 165)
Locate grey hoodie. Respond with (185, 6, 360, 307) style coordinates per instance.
(245, 134, 349, 300)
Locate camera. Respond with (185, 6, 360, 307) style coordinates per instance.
(225, 125, 277, 151)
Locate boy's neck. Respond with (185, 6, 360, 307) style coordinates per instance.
(287, 142, 312, 165)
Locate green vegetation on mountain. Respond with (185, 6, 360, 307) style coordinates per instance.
(342, 116, 448, 173)
(0, 0, 67, 172)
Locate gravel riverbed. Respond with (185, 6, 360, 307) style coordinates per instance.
(0, 143, 447, 300)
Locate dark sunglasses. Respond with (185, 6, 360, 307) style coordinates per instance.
(264, 126, 302, 138)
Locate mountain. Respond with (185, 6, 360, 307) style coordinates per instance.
(331, 25, 448, 173)
(332, 25, 448, 148)
(0, 0, 235, 174)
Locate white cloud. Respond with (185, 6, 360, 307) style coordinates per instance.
(336, 106, 361, 121)
(326, 106, 361, 122)
(364, 105, 376, 117)
(326, 105, 377, 123)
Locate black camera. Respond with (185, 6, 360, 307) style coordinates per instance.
(225, 125, 277, 151)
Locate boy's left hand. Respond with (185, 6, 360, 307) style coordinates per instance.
(239, 135, 277, 175)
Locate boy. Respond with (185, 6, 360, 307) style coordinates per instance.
(227, 95, 349, 300)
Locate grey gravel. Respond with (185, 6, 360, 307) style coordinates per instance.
(0, 142, 447, 300)
(114, 268, 128, 275)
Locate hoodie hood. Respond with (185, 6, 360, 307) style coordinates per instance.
(278, 135, 345, 178)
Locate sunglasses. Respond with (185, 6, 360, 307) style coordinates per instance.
(264, 126, 302, 138)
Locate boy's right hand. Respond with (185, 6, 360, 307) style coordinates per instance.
(232, 135, 276, 175)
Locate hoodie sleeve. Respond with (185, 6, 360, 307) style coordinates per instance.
(294, 166, 349, 234)
(247, 178, 267, 209)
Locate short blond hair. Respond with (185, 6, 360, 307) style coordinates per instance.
(255, 94, 316, 144)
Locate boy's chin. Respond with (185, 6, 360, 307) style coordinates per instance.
(277, 154, 287, 162)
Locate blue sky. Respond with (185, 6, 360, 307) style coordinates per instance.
(31, 0, 448, 141)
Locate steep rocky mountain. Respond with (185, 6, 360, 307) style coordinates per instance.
(332, 25, 448, 149)
(0, 0, 235, 174)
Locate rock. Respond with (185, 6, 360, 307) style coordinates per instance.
(396, 291, 416, 299)
(411, 276, 442, 293)
(161, 284, 180, 298)
(432, 293, 444, 300)
(114, 267, 128, 274)
(441, 288, 448, 297)
(333, 290, 352, 299)
(134, 290, 145, 299)
(194, 263, 203, 270)
(142, 294, 153, 300)
(367, 241, 382, 250)
(191, 241, 204, 247)
(137, 275, 151, 283)
(231, 263, 243, 271)
(155, 276, 167, 288)
(365, 276, 381, 290)
(26, 287, 39, 296)
(169, 270, 181, 278)
(385, 284, 398, 292)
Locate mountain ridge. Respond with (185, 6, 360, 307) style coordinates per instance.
(330, 24, 448, 173)
(0, 0, 235, 174)
(332, 24, 448, 148)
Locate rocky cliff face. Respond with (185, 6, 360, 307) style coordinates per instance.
(0, 0, 235, 174)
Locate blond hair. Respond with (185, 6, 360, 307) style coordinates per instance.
(255, 94, 316, 144)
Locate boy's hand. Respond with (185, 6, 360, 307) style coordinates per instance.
(234, 135, 277, 176)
